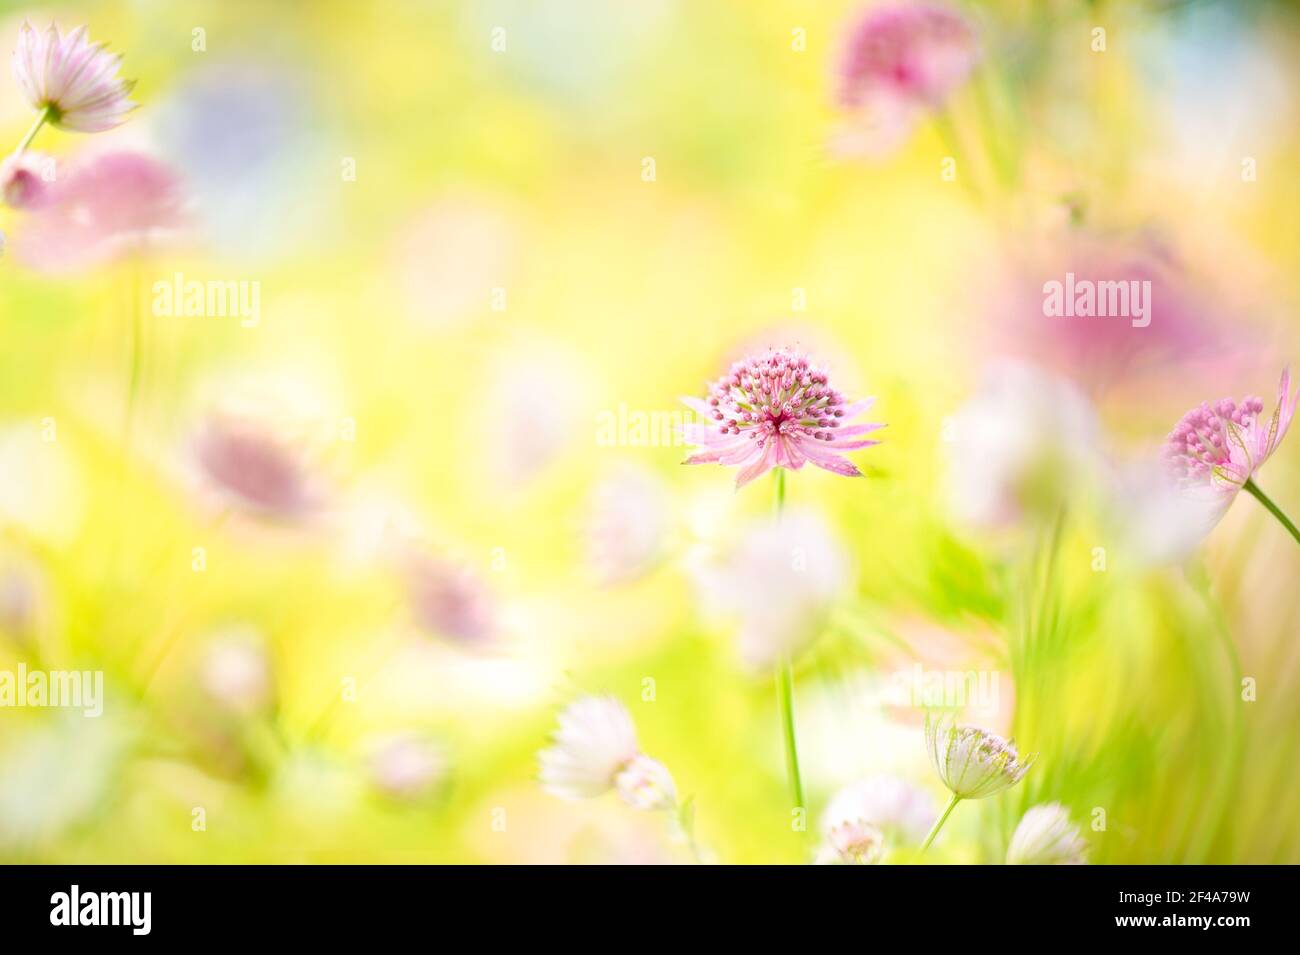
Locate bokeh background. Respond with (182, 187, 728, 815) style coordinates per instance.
(1, 0, 1298, 863)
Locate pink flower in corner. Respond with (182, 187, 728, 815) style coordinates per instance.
(1163, 368, 1299, 516)
(12, 21, 136, 133)
(680, 346, 883, 488)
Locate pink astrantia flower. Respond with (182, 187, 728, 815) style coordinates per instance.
(1164, 368, 1298, 514)
(538, 696, 677, 812)
(16, 151, 187, 273)
(680, 346, 883, 488)
(831, 3, 979, 155)
(0, 152, 55, 209)
(12, 22, 135, 132)
(836, 3, 979, 109)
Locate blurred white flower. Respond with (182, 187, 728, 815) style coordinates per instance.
(199, 629, 273, 716)
(539, 696, 677, 812)
(944, 360, 1100, 529)
(1007, 802, 1088, 865)
(585, 464, 672, 585)
(365, 732, 447, 802)
(821, 775, 936, 847)
(693, 509, 850, 670)
(1103, 457, 1222, 566)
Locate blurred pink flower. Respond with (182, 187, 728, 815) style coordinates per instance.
(539, 696, 677, 811)
(681, 346, 882, 488)
(831, 3, 978, 155)
(11, 21, 136, 132)
(403, 553, 497, 647)
(993, 231, 1230, 393)
(0, 152, 55, 209)
(837, 3, 979, 108)
(819, 819, 884, 865)
(193, 411, 323, 521)
(365, 732, 447, 802)
(1164, 368, 1298, 520)
(199, 629, 273, 717)
(17, 151, 187, 273)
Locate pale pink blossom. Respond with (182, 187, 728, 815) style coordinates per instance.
(199, 629, 273, 716)
(817, 819, 884, 865)
(821, 775, 936, 846)
(11, 22, 136, 133)
(0, 152, 55, 209)
(403, 553, 496, 647)
(1007, 803, 1087, 865)
(365, 732, 447, 802)
(832, 3, 979, 155)
(681, 346, 882, 488)
(16, 151, 187, 273)
(1164, 368, 1298, 522)
(539, 696, 677, 811)
(584, 464, 671, 585)
(192, 409, 323, 521)
(692, 510, 850, 671)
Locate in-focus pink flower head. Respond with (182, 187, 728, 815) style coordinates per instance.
(831, 3, 979, 156)
(1163, 367, 1298, 523)
(12, 21, 136, 132)
(0, 152, 56, 210)
(681, 346, 883, 488)
(538, 695, 677, 812)
(17, 150, 188, 273)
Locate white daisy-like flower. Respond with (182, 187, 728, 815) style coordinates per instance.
(1007, 802, 1088, 865)
(539, 696, 677, 812)
(925, 712, 1034, 800)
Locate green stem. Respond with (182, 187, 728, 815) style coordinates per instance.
(922, 793, 962, 853)
(14, 105, 50, 155)
(1243, 478, 1300, 546)
(771, 467, 805, 815)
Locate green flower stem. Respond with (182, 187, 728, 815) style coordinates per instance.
(14, 105, 50, 155)
(922, 793, 962, 853)
(772, 468, 806, 816)
(1243, 478, 1300, 547)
